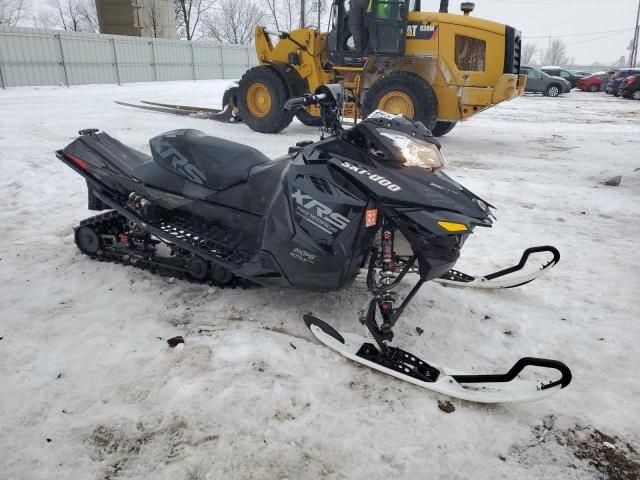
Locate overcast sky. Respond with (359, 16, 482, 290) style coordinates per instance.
(457, 0, 639, 65)
(26, 0, 638, 65)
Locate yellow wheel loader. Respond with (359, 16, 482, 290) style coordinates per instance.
(234, 0, 525, 136)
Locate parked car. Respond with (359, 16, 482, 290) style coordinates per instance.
(521, 66, 572, 97)
(605, 69, 640, 96)
(599, 70, 616, 87)
(576, 73, 605, 92)
(571, 70, 592, 77)
(621, 75, 640, 100)
(541, 66, 581, 88)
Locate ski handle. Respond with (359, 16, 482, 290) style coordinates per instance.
(484, 246, 561, 281)
(452, 357, 572, 390)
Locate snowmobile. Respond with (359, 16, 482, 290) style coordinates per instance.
(56, 84, 571, 403)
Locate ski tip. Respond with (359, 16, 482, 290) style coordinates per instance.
(303, 315, 345, 344)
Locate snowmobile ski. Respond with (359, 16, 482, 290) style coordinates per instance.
(436, 246, 560, 289)
(304, 315, 572, 403)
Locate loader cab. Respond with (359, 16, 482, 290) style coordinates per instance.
(327, 0, 411, 67)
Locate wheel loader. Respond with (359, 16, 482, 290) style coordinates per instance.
(234, 0, 525, 136)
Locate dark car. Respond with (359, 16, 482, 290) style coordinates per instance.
(576, 72, 605, 92)
(600, 70, 616, 86)
(541, 66, 581, 89)
(606, 69, 640, 96)
(521, 65, 572, 97)
(621, 75, 640, 100)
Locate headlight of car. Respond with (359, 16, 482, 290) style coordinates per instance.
(379, 128, 447, 171)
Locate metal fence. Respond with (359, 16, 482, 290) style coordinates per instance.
(0, 26, 258, 89)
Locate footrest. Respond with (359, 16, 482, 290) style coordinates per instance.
(356, 343, 440, 383)
(155, 219, 250, 265)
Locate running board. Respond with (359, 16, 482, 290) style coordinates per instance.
(305, 315, 572, 403)
(436, 246, 560, 289)
(87, 189, 251, 270)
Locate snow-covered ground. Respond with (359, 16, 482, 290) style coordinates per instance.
(1, 81, 639, 479)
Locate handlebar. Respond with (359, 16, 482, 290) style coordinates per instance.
(284, 93, 327, 111)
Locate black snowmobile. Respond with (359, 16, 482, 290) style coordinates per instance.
(56, 84, 570, 403)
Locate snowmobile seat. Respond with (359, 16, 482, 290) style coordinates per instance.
(147, 129, 270, 191)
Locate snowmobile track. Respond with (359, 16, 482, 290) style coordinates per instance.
(76, 210, 257, 289)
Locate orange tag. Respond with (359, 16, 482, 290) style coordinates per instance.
(365, 209, 378, 227)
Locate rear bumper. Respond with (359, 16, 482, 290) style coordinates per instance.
(456, 74, 525, 120)
(491, 73, 526, 103)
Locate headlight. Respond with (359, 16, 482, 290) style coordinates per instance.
(379, 128, 447, 171)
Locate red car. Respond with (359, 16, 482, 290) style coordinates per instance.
(576, 73, 604, 92)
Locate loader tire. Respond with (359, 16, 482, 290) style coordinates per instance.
(363, 72, 438, 131)
(295, 107, 324, 127)
(238, 66, 294, 133)
(431, 121, 457, 137)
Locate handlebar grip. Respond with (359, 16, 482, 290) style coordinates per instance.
(284, 93, 329, 111)
(284, 97, 306, 111)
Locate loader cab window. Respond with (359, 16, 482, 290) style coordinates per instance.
(328, 0, 408, 66)
(328, 0, 360, 52)
(368, 0, 408, 54)
(455, 35, 486, 72)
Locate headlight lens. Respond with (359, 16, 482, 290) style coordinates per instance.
(379, 128, 447, 171)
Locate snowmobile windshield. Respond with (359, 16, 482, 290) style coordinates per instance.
(378, 128, 447, 172)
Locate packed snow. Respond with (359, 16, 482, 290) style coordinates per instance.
(1, 81, 639, 479)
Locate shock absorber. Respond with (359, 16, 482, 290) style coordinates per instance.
(380, 221, 395, 287)
(378, 221, 397, 334)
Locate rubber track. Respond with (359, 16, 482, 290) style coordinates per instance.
(77, 211, 257, 290)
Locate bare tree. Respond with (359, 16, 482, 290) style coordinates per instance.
(0, 0, 29, 26)
(541, 38, 569, 66)
(521, 43, 538, 65)
(32, 7, 58, 29)
(264, 0, 279, 30)
(144, 0, 167, 38)
(174, 0, 214, 40)
(264, 0, 314, 32)
(48, 0, 95, 31)
(77, 0, 97, 31)
(201, 0, 263, 44)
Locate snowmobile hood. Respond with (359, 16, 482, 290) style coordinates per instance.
(305, 114, 492, 225)
(330, 156, 492, 224)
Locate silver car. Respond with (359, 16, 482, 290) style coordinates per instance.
(521, 66, 572, 97)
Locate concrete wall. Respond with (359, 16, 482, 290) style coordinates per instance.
(96, 0, 177, 40)
(0, 26, 257, 88)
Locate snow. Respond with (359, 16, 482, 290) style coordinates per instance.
(1, 81, 639, 479)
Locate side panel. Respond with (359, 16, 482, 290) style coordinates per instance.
(436, 23, 505, 87)
(261, 159, 374, 291)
